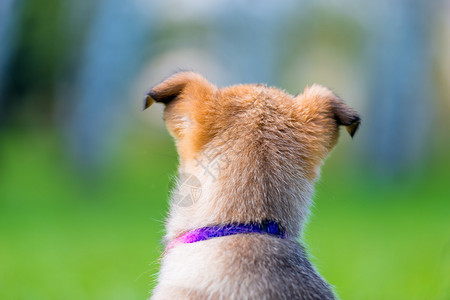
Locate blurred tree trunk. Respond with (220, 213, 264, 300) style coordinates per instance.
(0, 0, 20, 127)
(64, 0, 154, 170)
(0, 0, 67, 128)
(365, 0, 436, 177)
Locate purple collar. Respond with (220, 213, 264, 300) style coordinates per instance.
(166, 221, 286, 250)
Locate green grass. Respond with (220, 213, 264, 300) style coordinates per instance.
(0, 129, 449, 299)
(307, 166, 450, 300)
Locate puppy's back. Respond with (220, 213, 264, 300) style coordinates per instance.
(152, 235, 335, 300)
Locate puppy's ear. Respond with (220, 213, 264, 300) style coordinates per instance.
(333, 99, 361, 138)
(296, 84, 360, 138)
(144, 71, 216, 110)
(144, 72, 217, 141)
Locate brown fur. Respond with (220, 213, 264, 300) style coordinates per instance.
(144, 72, 360, 299)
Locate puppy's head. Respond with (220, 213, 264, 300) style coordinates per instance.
(145, 72, 360, 179)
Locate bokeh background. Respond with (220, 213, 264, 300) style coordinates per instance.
(1, 0, 449, 299)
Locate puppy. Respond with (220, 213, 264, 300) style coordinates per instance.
(144, 72, 360, 300)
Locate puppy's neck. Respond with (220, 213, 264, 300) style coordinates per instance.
(164, 142, 315, 243)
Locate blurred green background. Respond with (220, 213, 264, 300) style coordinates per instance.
(1, 0, 449, 299)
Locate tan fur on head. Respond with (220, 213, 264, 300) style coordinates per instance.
(145, 72, 360, 299)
